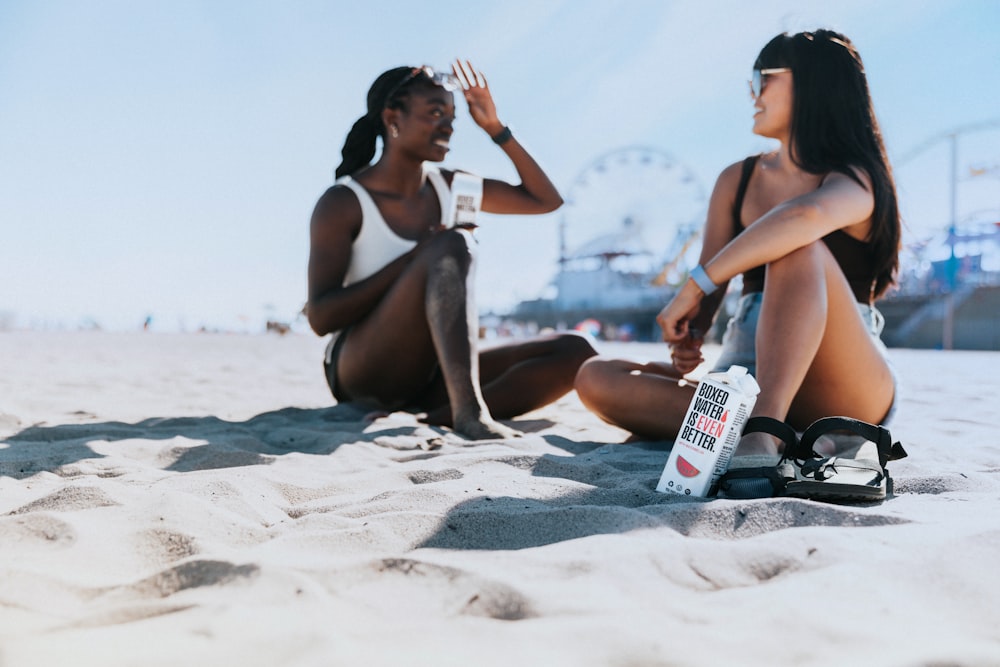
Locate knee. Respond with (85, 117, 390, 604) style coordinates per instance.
(574, 356, 610, 404)
(557, 332, 599, 366)
(766, 241, 826, 283)
(421, 228, 477, 269)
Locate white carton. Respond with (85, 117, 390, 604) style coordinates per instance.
(446, 172, 483, 227)
(656, 365, 760, 497)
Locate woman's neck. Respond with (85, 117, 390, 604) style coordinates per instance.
(362, 155, 427, 197)
(761, 142, 802, 175)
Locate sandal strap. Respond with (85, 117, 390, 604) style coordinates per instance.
(715, 464, 791, 497)
(799, 455, 885, 482)
(797, 416, 907, 468)
(742, 416, 799, 452)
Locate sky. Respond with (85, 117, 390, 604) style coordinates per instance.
(2, 0, 999, 332)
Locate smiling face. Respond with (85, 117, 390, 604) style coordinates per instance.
(384, 82, 456, 162)
(751, 69, 793, 141)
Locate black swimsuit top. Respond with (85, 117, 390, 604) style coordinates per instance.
(732, 155, 875, 304)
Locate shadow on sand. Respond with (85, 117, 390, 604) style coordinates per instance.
(0, 403, 375, 478)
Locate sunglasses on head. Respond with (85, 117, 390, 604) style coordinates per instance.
(749, 67, 791, 98)
(386, 65, 460, 104)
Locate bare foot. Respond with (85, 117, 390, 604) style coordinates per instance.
(452, 414, 521, 441)
(811, 433, 865, 458)
(420, 406, 452, 427)
(419, 405, 522, 440)
(733, 431, 783, 457)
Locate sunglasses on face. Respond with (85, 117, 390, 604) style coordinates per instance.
(386, 65, 460, 104)
(749, 67, 791, 98)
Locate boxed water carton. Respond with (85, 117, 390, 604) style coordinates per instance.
(446, 171, 483, 227)
(656, 365, 760, 497)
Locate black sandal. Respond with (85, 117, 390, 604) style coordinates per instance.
(782, 417, 908, 502)
(714, 416, 799, 499)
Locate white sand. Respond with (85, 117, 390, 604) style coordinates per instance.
(1, 331, 999, 666)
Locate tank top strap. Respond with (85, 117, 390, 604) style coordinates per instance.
(424, 166, 452, 227)
(335, 175, 386, 228)
(731, 154, 759, 234)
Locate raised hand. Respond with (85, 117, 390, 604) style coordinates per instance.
(451, 59, 504, 136)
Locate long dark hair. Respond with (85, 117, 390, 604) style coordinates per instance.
(756, 30, 900, 299)
(333, 66, 431, 179)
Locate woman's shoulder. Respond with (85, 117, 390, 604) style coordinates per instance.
(720, 154, 762, 179)
(710, 156, 758, 196)
(822, 163, 874, 190)
(427, 166, 480, 188)
(316, 181, 361, 209)
(312, 181, 363, 231)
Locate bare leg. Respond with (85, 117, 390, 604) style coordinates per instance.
(480, 333, 597, 418)
(422, 231, 518, 439)
(422, 332, 597, 424)
(736, 241, 895, 455)
(336, 229, 515, 440)
(574, 356, 696, 440)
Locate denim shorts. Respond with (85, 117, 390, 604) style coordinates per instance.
(710, 292, 897, 425)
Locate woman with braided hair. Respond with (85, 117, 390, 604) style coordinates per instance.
(307, 60, 595, 440)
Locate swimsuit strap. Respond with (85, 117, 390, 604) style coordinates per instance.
(424, 166, 451, 227)
(731, 154, 759, 234)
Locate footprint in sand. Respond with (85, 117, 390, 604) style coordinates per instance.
(0, 513, 76, 546)
(67, 559, 260, 628)
(8, 485, 119, 515)
(364, 557, 535, 621)
(655, 546, 819, 592)
(653, 498, 910, 541)
(117, 559, 260, 599)
(136, 528, 200, 564)
(407, 468, 464, 485)
(893, 472, 1000, 495)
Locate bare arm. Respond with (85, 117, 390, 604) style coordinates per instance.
(659, 168, 875, 344)
(687, 161, 747, 334)
(306, 186, 415, 336)
(660, 161, 743, 372)
(703, 169, 874, 287)
(452, 59, 563, 215)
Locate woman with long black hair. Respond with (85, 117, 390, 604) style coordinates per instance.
(575, 31, 904, 499)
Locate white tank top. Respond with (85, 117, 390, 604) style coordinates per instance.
(323, 166, 483, 364)
(336, 166, 455, 286)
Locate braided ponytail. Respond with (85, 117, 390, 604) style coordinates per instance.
(335, 113, 380, 179)
(333, 66, 415, 179)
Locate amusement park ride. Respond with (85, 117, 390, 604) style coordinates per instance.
(510, 126, 1000, 349)
(511, 146, 707, 341)
(881, 119, 1000, 349)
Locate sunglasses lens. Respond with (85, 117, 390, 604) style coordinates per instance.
(417, 67, 459, 91)
(751, 70, 762, 97)
(433, 71, 460, 91)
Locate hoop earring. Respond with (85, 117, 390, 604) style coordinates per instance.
(390, 124, 399, 138)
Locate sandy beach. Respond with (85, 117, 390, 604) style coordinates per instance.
(1, 331, 999, 666)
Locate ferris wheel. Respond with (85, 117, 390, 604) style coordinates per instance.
(559, 146, 707, 283)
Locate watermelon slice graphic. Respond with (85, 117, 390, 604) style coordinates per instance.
(675, 455, 701, 478)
